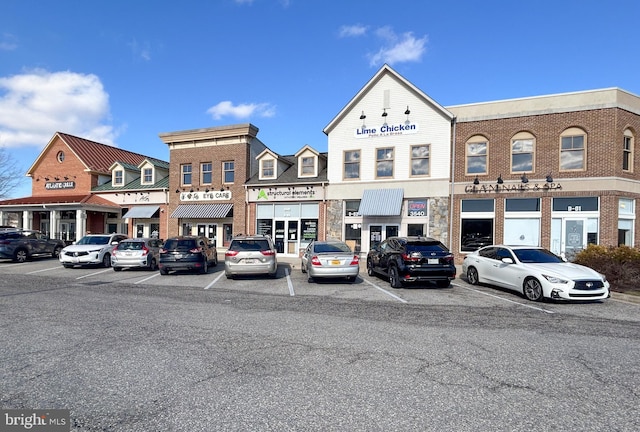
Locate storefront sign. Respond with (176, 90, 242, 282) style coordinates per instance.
(251, 187, 320, 201)
(180, 190, 232, 201)
(407, 200, 427, 217)
(45, 181, 76, 190)
(354, 123, 418, 138)
(465, 183, 562, 193)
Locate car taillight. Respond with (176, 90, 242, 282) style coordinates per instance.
(141, 245, 149, 256)
(311, 256, 322, 266)
(225, 250, 239, 257)
(443, 254, 454, 264)
(260, 250, 275, 256)
(350, 255, 360, 265)
(189, 247, 202, 253)
(159, 248, 167, 254)
(0, 240, 9, 245)
(401, 253, 421, 262)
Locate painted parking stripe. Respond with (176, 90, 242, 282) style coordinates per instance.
(362, 278, 408, 303)
(75, 269, 112, 280)
(204, 272, 224, 290)
(453, 282, 555, 314)
(134, 272, 161, 284)
(285, 268, 295, 296)
(27, 266, 61, 274)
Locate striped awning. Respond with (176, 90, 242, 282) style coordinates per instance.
(170, 203, 233, 218)
(357, 188, 404, 216)
(122, 205, 159, 219)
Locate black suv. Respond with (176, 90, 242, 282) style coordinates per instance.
(366, 236, 456, 288)
(0, 229, 65, 263)
(158, 236, 218, 275)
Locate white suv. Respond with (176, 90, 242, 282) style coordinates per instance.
(60, 233, 128, 268)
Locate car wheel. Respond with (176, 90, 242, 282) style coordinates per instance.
(200, 260, 208, 274)
(367, 260, 375, 277)
(389, 266, 403, 288)
(160, 267, 169, 275)
(301, 262, 306, 273)
(52, 246, 62, 259)
(213, 255, 218, 266)
(63, 263, 73, 269)
(467, 267, 479, 285)
(307, 275, 314, 283)
(113, 266, 122, 272)
(436, 280, 450, 288)
(523, 277, 544, 302)
(13, 249, 28, 263)
(225, 272, 233, 279)
(102, 253, 111, 268)
(346, 276, 355, 283)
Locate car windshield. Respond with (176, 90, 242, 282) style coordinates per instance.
(313, 242, 351, 253)
(513, 248, 564, 263)
(76, 236, 111, 245)
(229, 240, 270, 252)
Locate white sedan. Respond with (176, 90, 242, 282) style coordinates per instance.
(462, 245, 610, 301)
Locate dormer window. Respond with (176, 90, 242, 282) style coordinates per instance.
(113, 170, 124, 186)
(142, 167, 153, 184)
(300, 156, 316, 176)
(261, 159, 275, 179)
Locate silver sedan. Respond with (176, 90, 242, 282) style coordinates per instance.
(301, 241, 360, 282)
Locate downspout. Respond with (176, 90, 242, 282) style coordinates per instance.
(449, 117, 457, 252)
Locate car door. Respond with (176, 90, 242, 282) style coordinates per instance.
(369, 240, 387, 273)
(378, 239, 397, 276)
(491, 247, 520, 290)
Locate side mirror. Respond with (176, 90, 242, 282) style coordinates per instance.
(501, 257, 514, 264)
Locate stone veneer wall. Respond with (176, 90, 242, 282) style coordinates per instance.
(325, 200, 344, 240)
(429, 196, 450, 247)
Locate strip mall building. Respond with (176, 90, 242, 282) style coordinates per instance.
(1, 65, 639, 262)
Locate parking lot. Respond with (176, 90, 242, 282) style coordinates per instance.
(2, 254, 638, 322)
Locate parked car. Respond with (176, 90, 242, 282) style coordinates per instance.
(111, 238, 162, 271)
(462, 245, 610, 301)
(59, 233, 128, 268)
(301, 240, 359, 282)
(0, 229, 65, 263)
(224, 235, 277, 279)
(367, 236, 456, 288)
(158, 236, 217, 275)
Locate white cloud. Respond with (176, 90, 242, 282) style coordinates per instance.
(128, 38, 151, 61)
(0, 33, 18, 51)
(0, 70, 116, 148)
(206, 101, 276, 120)
(368, 27, 428, 66)
(339, 24, 368, 38)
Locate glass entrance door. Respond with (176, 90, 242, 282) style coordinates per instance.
(369, 224, 399, 250)
(197, 224, 217, 245)
(564, 218, 585, 260)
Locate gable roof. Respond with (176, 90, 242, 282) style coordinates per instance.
(323, 64, 453, 135)
(27, 132, 168, 176)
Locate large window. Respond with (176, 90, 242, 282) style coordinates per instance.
(466, 138, 487, 174)
(181, 164, 192, 186)
(345, 200, 360, 217)
(261, 159, 275, 178)
(376, 147, 394, 178)
(410, 145, 430, 176)
(623, 129, 634, 172)
(504, 198, 541, 246)
(560, 128, 586, 171)
(618, 198, 635, 246)
(201, 163, 212, 185)
(344, 150, 360, 180)
(223, 161, 234, 183)
(460, 199, 494, 252)
(301, 157, 315, 176)
(511, 132, 535, 172)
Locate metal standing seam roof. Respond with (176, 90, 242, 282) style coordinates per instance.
(357, 188, 404, 216)
(170, 204, 233, 218)
(122, 206, 160, 219)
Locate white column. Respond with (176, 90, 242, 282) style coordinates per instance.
(75, 209, 86, 241)
(22, 210, 33, 229)
(0, 210, 4, 226)
(49, 210, 59, 239)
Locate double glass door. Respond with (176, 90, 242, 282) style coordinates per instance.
(274, 220, 299, 255)
(369, 224, 399, 250)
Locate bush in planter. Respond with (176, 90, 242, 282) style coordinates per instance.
(574, 244, 640, 293)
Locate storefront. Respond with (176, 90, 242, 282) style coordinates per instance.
(170, 190, 234, 247)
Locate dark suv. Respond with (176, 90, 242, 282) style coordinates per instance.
(158, 236, 217, 275)
(366, 236, 456, 288)
(0, 229, 65, 263)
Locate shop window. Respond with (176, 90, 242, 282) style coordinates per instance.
(465, 137, 487, 175)
(150, 224, 160, 239)
(618, 198, 635, 246)
(623, 129, 634, 172)
(511, 132, 535, 173)
(136, 224, 144, 238)
(345, 223, 361, 253)
(345, 200, 360, 217)
(376, 147, 394, 178)
(201, 163, 212, 184)
(223, 161, 234, 183)
(181, 164, 192, 186)
(344, 150, 360, 180)
(411, 145, 430, 176)
(182, 222, 192, 236)
(461, 219, 494, 252)
(560, 127, 586, 171)
(407, 224, 424, 236)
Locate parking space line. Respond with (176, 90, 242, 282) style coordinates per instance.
(134, 273, 161, 284)
(285, 268, 294, 296)
(362, 278, 408, 303)
(76, 269, 112, 280)
(204, 272, 224, 290)
(27, 266, 61, 274)
(453, 283, 555, 314)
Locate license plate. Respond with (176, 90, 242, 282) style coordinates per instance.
(125, 252, 132, 256)
(331, 260, 341, 265)
(428, 258, 439, 264)
(243, 259, 256, 264)
(72, 257, 79, 263)
(174, 254, 182, 259)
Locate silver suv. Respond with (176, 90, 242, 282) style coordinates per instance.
(0, 229, 65, 263)
(224, 235, 277, 279)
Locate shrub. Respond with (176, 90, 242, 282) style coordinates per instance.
(574, 244, 640, 293)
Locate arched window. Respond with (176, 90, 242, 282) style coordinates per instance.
(465, 135, 488, 175)
(511, 131, 535, 173)
(623, 129, 634, 172)
(560, 127, 587, 171)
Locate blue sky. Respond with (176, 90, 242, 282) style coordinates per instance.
(2, 0, 639, 198)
